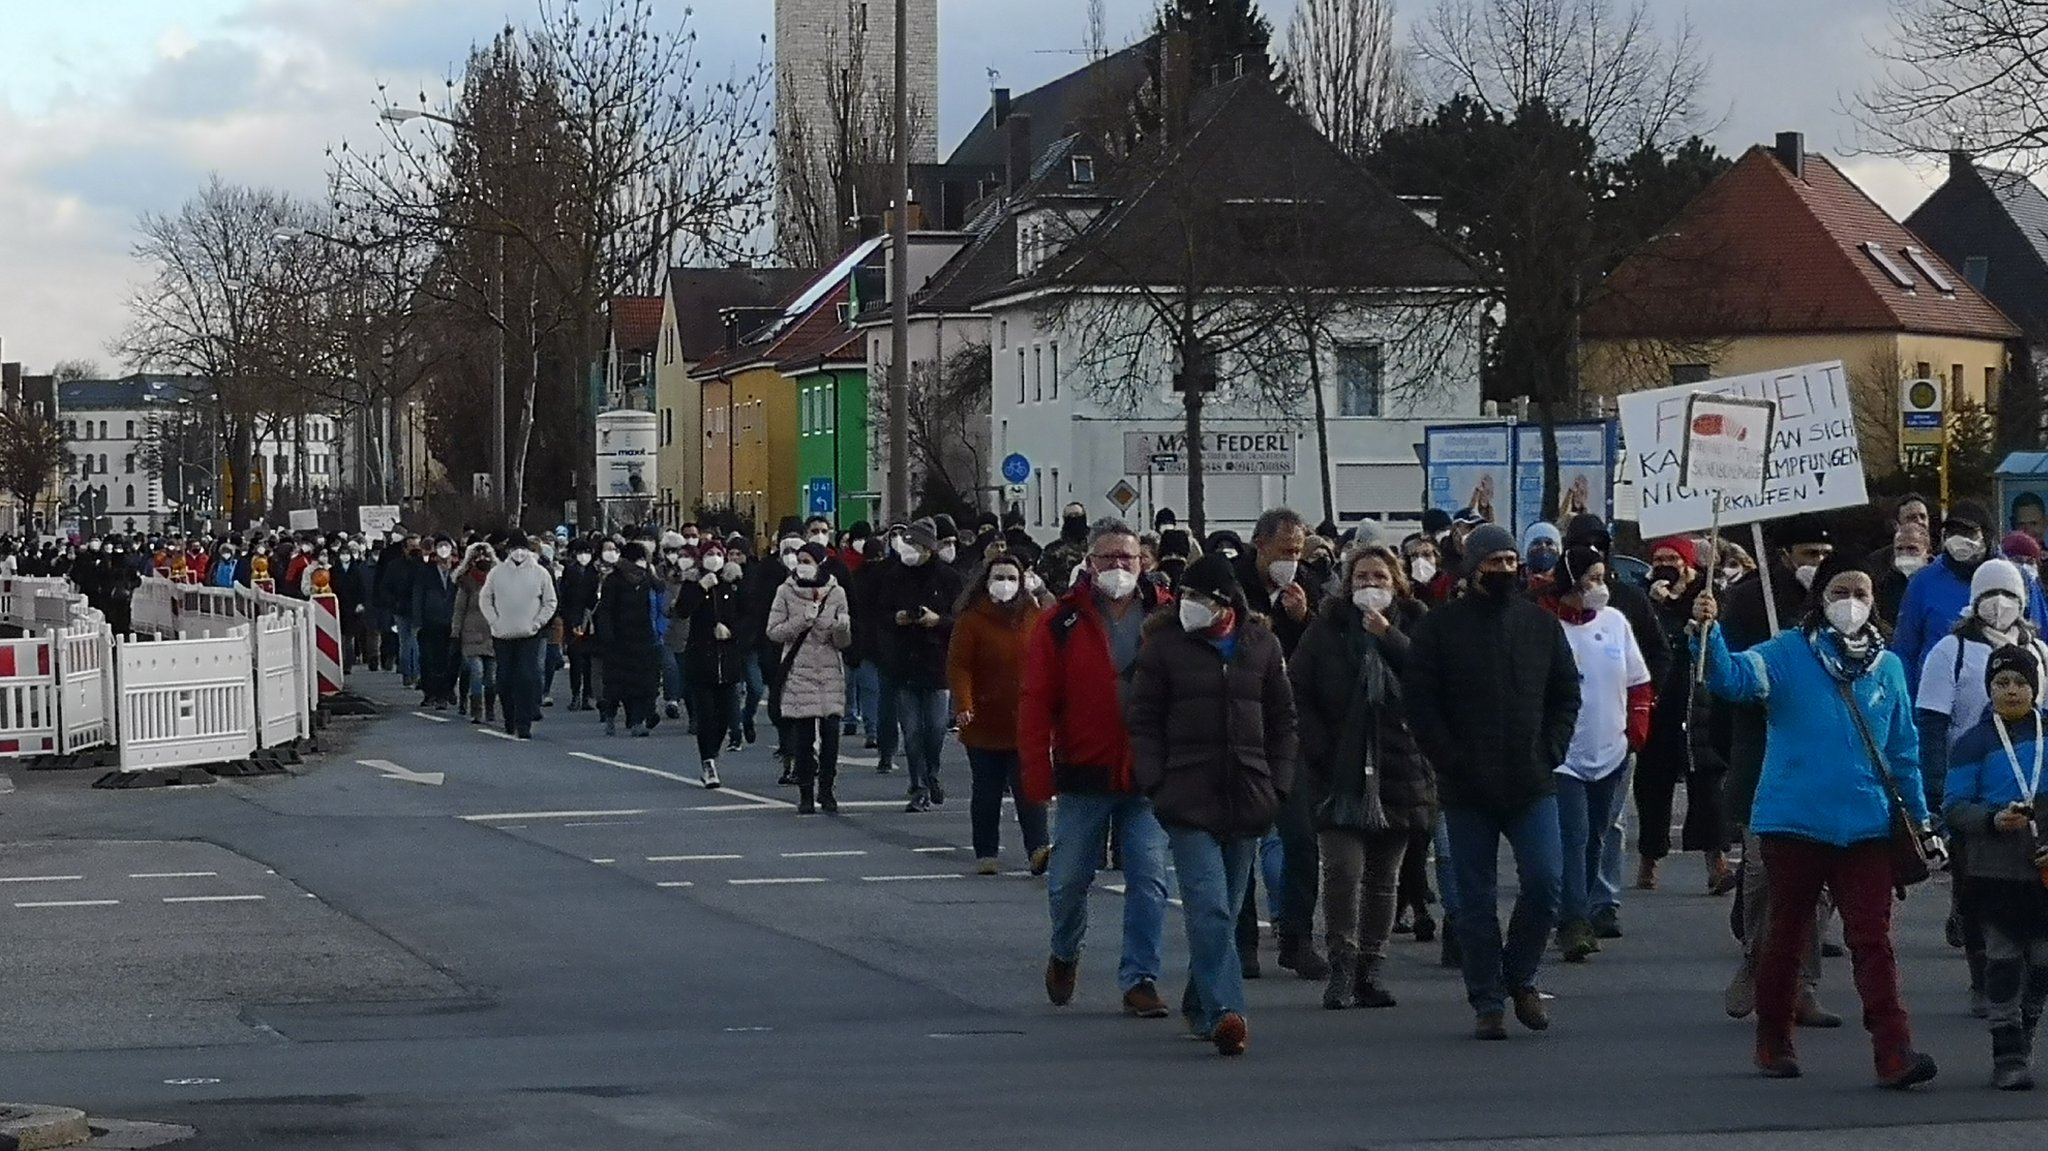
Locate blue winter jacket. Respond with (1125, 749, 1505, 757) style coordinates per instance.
(1894, 556, 2048, 700)
(1699, 624, 1929, 846)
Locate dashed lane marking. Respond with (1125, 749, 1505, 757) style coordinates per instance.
(460, 809, 650, 822)
(15, 899, 118, 908)
(130, 872, 218, 880)
(567, 751, 793, 810)
(657, 881, 694, 888)
(590, 858, 617, 865)
(646, 854, 742, 862)
(413, 711, 452, 723)
(564, 820, 636, 828)
(911, 846, 959, 854)
(163, 895, 266, 904)
(860, 874, 965, 883)
(781, 850, 866, 859)
(727, 877, 826, 886)
(0, 875, 82, 884)
(477, 729, 520, 742)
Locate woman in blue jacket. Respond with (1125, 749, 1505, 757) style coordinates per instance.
(1695, 553, 1943, 1088)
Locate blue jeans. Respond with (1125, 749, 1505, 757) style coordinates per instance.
(1257, 830, 1284, 919)
(1556, 770, 1629, 926)
(542, 641, 563, 698)
(855, 663, 897, 757)
(462, 654, 496, 701)
(1594, 757, 1634, 920)
(1168, 826, 1255, 1035)
(661, 648, 685, 705)
(1047, 793, 1168, 992)
(729, 652, 765, 735)
(896, 685, 950, 801)
(966, 747, 1048, 860)
(1444, 797, 1563, 1014)
(396, 615, 419, 678)
(842, 669, 862, 732)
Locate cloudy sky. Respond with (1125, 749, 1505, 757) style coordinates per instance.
(0, 0, 1945, 373)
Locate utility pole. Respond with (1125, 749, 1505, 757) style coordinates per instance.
(493, 230, 508, 522)
(887, 0, 911, 521)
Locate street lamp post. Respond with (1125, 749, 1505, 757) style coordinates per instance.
(382, 107, 509, 521)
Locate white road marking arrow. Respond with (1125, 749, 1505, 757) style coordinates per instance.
(357, 758, 445, 786)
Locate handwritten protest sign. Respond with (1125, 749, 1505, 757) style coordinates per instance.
(1679, 394, 1776, 500)
(1617, 361, 1866, 537)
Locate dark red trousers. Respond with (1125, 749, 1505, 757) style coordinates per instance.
(1756, 836, 1915, 1073)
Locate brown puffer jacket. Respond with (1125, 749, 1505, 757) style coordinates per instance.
(1128, 612, 1299, 838)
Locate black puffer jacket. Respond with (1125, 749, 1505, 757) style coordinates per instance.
(875, 559, 965, 690)
(674, 572, 746, 686)
(1129, 613, 1299, 838)
(1291, 596, 1437, 834)
(1404, 589, 1581, 814)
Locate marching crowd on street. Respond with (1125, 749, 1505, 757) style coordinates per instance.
(23, 491, 2048, 1086)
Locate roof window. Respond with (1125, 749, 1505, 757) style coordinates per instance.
(1070, 155, 1095, 185)
(1862, 241, 1916, 290)
(1902, 245, 1956, 294)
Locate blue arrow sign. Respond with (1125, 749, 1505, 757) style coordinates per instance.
(1001, 453, 1031, 484)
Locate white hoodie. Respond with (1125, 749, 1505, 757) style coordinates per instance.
(480, 550, 559, 640)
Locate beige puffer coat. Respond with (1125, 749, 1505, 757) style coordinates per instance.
(764, 578, 853, 719)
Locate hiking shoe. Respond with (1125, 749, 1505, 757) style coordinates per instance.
(1211, 1012, 1247, 1056)
(665, 702, 680, 720)
(1996, 1062, 2036, 1091)
(1511, 987, 1550, 1032)
(1821, 940, 1845, 958)
(1278, 936, 1330, 981)
(1122, 981, 1170, 1019)
(1590, 911, 1623, 940)
(1560, 922, 1597, 963)
(929, 779, 946, 806)
(905, 795, 931, 813)
(1045, 956, 1077, 1006)
(1878, 1050, 1939, 1090)
(1028, 845, 1051, 876)
(1756, 1042, 1802, 1079)
(604, 716, 618, 737)
(1413, 910, 1437, 943)
(975, 857, 1000, 876)
(1636, 859, 1658, 890)
(700, 760, 721, 789)
(1473, 1011, 1508, 1041)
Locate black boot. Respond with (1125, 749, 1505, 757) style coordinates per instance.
(818, 763, 838, 814)
(1278, 934, 1330, 981)
(778, 756, 798, 787)
(1355, 953, 1398, 1008)
(797, 783, 816, 816)
(1322, 942, 1356, 1010)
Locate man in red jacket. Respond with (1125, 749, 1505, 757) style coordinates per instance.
(1020, 517, 1174, 1020)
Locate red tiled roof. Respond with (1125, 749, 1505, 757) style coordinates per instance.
(609, 295, 665, 353)
(1584, 145, 2021, 341)
(690, 284, 852, 380)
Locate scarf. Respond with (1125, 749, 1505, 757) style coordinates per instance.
(1327, 625, 1393, 832)
(1810, 627, 1880, 683)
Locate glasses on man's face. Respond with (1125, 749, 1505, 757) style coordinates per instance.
(1090, 550, 1141, 571)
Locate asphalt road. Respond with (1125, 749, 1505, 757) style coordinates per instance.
(2, 670, 2045, 1149)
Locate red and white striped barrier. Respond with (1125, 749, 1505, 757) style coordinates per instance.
(310, 592, 344, 697)
(0, 635, 57, 756)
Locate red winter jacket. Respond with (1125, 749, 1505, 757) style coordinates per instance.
(1017, 576, 1173, 805)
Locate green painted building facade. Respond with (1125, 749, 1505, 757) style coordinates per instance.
(787, 341, 874, 529)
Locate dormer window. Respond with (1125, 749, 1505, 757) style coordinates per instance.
(1863, 241, 1916, 290)
(1070, 155, 1095, 185)
(1902, 246, 1956, 294)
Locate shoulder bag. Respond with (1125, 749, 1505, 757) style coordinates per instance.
(1835, 678, 1931, 888)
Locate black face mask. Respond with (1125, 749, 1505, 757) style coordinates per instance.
(1650, 565, 1683, 589)
(1061, 516, 1087, 542)
(1476, 570, 1518, 600)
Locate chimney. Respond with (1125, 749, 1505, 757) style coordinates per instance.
(1162, 30, 1192, 142)
(991, 87, 1012, 128)
(1774, 131, 1805, 179)
(1951, 147, 1974, 181)
(1005, 111, 1034, 194)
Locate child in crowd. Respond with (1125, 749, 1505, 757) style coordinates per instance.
(1945, 644, 2048, 1090)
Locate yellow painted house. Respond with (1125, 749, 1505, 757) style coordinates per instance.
(651, 267, 805, 526)
(689, 282, 851, 542)
(1581, 133, 2022, 469)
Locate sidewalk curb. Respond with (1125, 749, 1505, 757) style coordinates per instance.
(0, 1103, 90, 1151)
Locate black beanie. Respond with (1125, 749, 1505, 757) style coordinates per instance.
(1180, 553, 1243, 609)
(1988, 643, 2042, 700)
(1556, 545, 1606, 590)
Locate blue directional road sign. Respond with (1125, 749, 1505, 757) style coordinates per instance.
(807, 477, 835, 516)
(1001, 453, 1031, 485)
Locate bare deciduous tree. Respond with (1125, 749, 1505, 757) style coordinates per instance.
(891, 341, 991, 516)
(50, 360, 100, 384)
(331, 0, 773, 524)
(1416, 0, 1712, 155)
(1281, 0, 1415, 157)
(116, 176, 329, 528)
(1860, 0, 2048, 164)
(0, 406, 68, 529)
